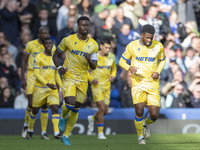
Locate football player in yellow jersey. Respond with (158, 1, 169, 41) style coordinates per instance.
(53, 16, 98, 145)
(21, 27, 53, 139)
(27, 37, 62, 139)
(119, 25, 166, 144)
(87, 39, 116, 139)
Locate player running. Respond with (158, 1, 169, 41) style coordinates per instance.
(119, 24, 166, 144)
(27, 37, 62, 139)
(21, 27, 56, 139)
(53, 16, 99, 145)
(87, 39, 116, 139)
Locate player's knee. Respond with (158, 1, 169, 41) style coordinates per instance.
(32, 107, 39, 115)
(51, 105, 59, 114)
(28, 103, 32, 109)
(150, 113, 159, 121)
(41, 103, 48, 109)
(135, 110, 144, 117)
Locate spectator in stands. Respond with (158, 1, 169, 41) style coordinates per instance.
(183, 47, 199, 71)
(32, 8, 57, 39)
(120, 0, 144, 30)
(0, 76, 15, 96)
(188, 72, 200, 92)
(171, 0, 197, 24)
(185, 63, 200, 86)
(140, 0, 150, 14)
(0, 0, 20, 46)
(95, 16, 119, 44)
(191, 36, 200, 56)
(165, 83, 185, 108)
(0, 87, 14, 108)
(181, 21, 199, 50)
(113, 7, 133, 31)
(0, 53, 17, 88)
(57, 0, 71, 31)
(116, 23, 140, 64)
(36, 0, 59, 20)
(18, 0, 37, 33)
(190, 84, 200, 108)
(90, 8, 109, 39)
(77, 0, 94, 17)
(56, 16, 75, 46)
(168, 11, 187, 44)
(59, 4, 80, 32)
(14, 88, 28, 109)
(0, 45, 8, 63)
(94, 0, 117, 13)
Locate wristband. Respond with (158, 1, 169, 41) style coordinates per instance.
(57, 66, 63, 70)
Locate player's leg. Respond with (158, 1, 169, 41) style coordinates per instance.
(132, 86, 146, 144)
(22, 94, 32, 138)
(96, 100, 107, 139)
(59, 80, 76, 132)
(50, 104, 61, 139)
(22, 70, 35, 138)
(40, 103, 49, 140)
(134, 103, 145, 144)
(143, 105, 159, 140)
(61, 96, 77, 145)
(143, 89, 160, 140)
(27, 107, 39, 139)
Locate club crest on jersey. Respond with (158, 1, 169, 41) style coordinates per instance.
(138, 48, 140, 51)
(75, 42, 77, 45)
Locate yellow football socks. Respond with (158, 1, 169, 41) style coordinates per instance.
(52, 114, 60, 135)
(134, 115, 144, 137)
(28, 112, 36, 132)
(41, 109, 48, 134)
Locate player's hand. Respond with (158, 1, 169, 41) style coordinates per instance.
(151, 72, 159, 80)
(46, 83, 58, 90)
(92, 79, 98, 85)
(85, 53, 91, 60)
(110, 76, 115, 83)
(58, 67, 68, 75)
(21, 78, 27, 90)
(129, 66, 138, 75)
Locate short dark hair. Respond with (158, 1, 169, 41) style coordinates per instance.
(142, 24, 155, 34)
(77, 16, 90, 25)
(43, 37, 53, 44)
(100, 39, 111, 45)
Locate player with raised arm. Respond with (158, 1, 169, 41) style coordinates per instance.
(87, 39, 116, 139)
(119, 24, 166, 144)
(21, 27, 56, 139)
(53, 16, 99, 146)
(27, 37, 62, 139)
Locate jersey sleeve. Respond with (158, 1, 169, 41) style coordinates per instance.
(111, 56, 117, 77)
(119, 44, 132, 71)
(33, 55, 48, 85)
(158, 44, 166, 61)
(24, 42, 31, 55)
(57, 37, 68, 53)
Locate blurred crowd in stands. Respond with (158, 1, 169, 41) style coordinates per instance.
(0, 0, 200, 109)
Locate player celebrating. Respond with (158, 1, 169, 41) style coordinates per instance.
(119, 24, 166, 144)
(21, 27, 56, 139)
(27, 37, 62, 139)
(87, 39, 116, 139)
(53, 16, 98, 145)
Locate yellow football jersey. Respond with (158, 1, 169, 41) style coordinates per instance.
(120, 39, 166, 88)
(33, 52, 59, 87)
(58, 33, 99, 82)
(24, 39, 56, 70)
(89, 52, 117, 89)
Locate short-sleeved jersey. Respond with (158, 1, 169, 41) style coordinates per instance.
(33, 52, 57, 87)
(24, 39, 56, 70)
(121, 39, 165, 88)
(90, 52, 116, 89)
(58, 33, 99, 82)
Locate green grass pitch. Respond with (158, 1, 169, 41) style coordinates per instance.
(0, 134, 200, 150)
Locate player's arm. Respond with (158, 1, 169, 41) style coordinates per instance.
(55, 70, 62, 88)
(119, 44, 138, 74)
(88, 70, 98, 85)
(21, 46, 30, 89)
(152, 45, 166, 80)
(110, 59, 117, 83)
(85, 53, 97, 70)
